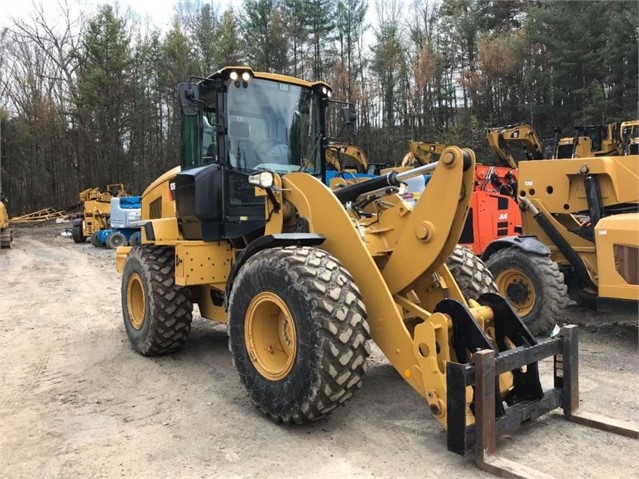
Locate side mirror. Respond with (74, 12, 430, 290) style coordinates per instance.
(178, 83, 200, 116)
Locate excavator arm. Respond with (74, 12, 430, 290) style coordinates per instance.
(486, 123, 545, 168)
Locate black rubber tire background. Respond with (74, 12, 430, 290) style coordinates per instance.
(486, 248, 567, 336)
(128, 231, 141, 246)
(72, 223, 86, 243)
(446, 245, 498, 300)
(228, 246, 370, 424)
(107, 232, 126, 249)
(121, 246, 193, 356)
(90, 231, 101, 247)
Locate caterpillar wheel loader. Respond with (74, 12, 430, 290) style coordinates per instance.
(0, 194, 12, 248)
(115, 67, 637, 476)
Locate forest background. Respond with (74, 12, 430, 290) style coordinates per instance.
(0, 0, 637, 215)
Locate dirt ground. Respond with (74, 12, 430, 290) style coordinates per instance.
(1, 221, 637, 479)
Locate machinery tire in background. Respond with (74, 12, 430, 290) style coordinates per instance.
(228, 246, 370, 424)
(121, 246, 193, 356)
(106, 231, 127, 249)
(485, 248, 567, 336)
(128, 231, 141, 246)
(90, 231, 101, 248)
(564, 272, 598, 310)
(446, 245, 498, 300)
(71, 222, 86, 243)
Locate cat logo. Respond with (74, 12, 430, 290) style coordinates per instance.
(498, 213, 508, 220)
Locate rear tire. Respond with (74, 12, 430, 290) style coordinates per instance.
(486, 248, 566, 336)
(446, 245, 498, 300)
(72, 223, 86, 243)
(107, 231, 127, 249)
(128, 231, 141, 246)
(228, 246, 370, 423)
(121, 246, 193, 356)
(90, 231, 102, 247)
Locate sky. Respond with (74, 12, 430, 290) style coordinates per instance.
(1, 0, 236, 30)
(1, 0, 378, 34)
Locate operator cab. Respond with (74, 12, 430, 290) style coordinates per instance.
(174, 67, 332, 242)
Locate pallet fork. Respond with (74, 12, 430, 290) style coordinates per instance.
(447, 324, 638, 478)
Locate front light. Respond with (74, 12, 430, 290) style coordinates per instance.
(326, 90, 332, 98)
(248, 171, 274, 189)
(229, 71, 239, 81)
(241, 71, 251, 82)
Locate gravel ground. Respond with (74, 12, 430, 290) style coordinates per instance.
(1, 221, 637, 479)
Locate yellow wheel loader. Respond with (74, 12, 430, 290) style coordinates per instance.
(115, 67, 637, 476)
(0, 197, 12, 248)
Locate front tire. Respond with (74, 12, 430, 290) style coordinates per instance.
(121, 246, 193, 356)
(485, 248, 567, 336)
(228, 246, 370, 424)
(446, 245, 498, 300)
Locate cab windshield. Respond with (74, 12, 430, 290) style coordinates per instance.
(226, 78, 322, 175)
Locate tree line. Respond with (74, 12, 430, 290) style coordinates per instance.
(0, 0, 637, 215)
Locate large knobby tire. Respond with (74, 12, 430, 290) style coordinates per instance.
(228, 246, 371, 424)
(72, 223, 86, 243)
(128, 231, 141, 246)
(446, 245, 498, 300)
(121, 246, 193, 356)
(486, 248, 567, 336)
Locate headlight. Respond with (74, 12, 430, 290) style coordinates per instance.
(248, 171, 274, 189)
(241, 71, 251, 82)
(229, 71, 239, 81)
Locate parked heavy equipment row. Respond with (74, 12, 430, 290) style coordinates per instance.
(90, 196, 143, 248)
(115, 67, 637, 477)
(71, 183, 129, 244)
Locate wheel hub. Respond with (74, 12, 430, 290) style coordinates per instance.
(506, 280, 530, 303)
(127, 273, 146, 330)
(495, 269, 535, 315)
(245, 292, 297, 381)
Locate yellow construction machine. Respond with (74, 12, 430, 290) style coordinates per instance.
(400, 140, 446, 167)
(71, 184, 128, 244)
(115, 67, 637, 476)
(620, 119, 639, 155)
(554, 122, 622, 159)
(486, 123, 546, 168)
(0, 194, 12, 248)
(511, 156, 639, 312)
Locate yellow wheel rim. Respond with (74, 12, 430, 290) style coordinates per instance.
(127, 273, 146, 330)
(495, 268, 535, 316)
(245, 292, 297, 381)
